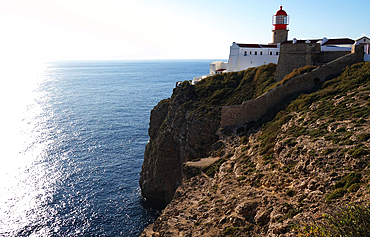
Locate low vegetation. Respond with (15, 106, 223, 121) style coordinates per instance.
(258, 62, 370, 162)
(177, 63, 278, 119)
(194, 63, 277, 106)
(298, 205, 370, 237)
(280, 65, 318, 84)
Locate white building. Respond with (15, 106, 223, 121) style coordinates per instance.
(192, 6, 370, 84)
(356, 36, 370, 61)
(226, 43, 279, 72)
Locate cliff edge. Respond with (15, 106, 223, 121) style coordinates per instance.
(140, 62, 370, 236)
(139, 83, 220, 204)
(139, 64, 277, 204)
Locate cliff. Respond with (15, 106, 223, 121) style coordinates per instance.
(140, 62, 370, 236)
(139, 83, 220, 204)
(139, 64, 277, 204)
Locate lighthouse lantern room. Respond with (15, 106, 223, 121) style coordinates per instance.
(272, 6, 289, 43)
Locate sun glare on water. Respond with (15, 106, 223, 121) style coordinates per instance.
(0, 61, 61, 235)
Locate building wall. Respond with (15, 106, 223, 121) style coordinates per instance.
(210, 61, 228, 74)
(221, 46, 365, 127)
(227, 44, 279, 72)
(226, 43, 240, 72)
(232, 54, 279, 72)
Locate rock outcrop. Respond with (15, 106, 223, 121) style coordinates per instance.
(139, 85, 220, 204)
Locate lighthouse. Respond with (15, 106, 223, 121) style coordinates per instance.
(272, 6, 289, 44)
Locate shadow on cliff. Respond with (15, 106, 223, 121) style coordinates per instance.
(139, 197, 166, 224)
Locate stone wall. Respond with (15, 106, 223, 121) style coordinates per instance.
(318, 51, 350, 64)
(221, 45, 365, 127)
(274, 43, 320, 81)
(274, 43, 352, 81)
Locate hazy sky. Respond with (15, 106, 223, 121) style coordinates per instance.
(0, 0, 368, 61)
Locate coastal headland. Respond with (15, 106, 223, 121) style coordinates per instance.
(140, 61, 370, 236)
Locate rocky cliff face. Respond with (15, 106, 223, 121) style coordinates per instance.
(139, 84, 220, 204)
(140, 62, 370, 236)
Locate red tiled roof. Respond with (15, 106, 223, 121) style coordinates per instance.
(236, 43, 278, 48)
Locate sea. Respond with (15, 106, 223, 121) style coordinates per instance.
(0, 60, 217, 236)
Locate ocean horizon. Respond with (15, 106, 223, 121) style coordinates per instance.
(0, 60, 224, 236)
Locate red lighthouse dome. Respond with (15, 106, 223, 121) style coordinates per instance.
(273, 6, 289, 30)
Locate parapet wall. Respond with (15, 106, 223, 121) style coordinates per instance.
(274, 43, 352, 81)
(221, 46, 365, 127)
(318, 51, 350, 64)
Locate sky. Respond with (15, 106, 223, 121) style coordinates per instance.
(0, 0, 369, 61)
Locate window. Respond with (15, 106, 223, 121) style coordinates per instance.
(244, 51, 247, 56)
(274, 15, 287, 24)
(255, 51, 257, 55)
(276, 52, 279, 55)
(250, 51, 252, 55)
(260, 51, 262, 55)
(270, 52, 272, 55)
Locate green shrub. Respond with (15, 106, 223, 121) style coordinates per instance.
(322, 148, 336, 155)
(223, 226, 239, 235)
(348, 183, 361, 193)
(244, 161, 256, 168)
(326, 188, 346, 201)
(241, 146, 248, 152)
(215, 199, 224, 203)
(349, 146, 369, 158)
(260, 143, 274, 155)
(286, 189, 296, 197)
(334, 172, 362, 190)
(180, 80, 192, 87)
(238, 175, 246, 181)
(243, 168, 256, 175)
(241, 136, 249, 145)
(202, 158, 228, 177)
(284, 138, 298, 147)
(298, 205, 370, 236)
(258, 112, 293, 156)
(336, 126, 346, 133)
(287, 207, 302, 219)
(201, 200, 208, 204)
(358, 133, 370, 141)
